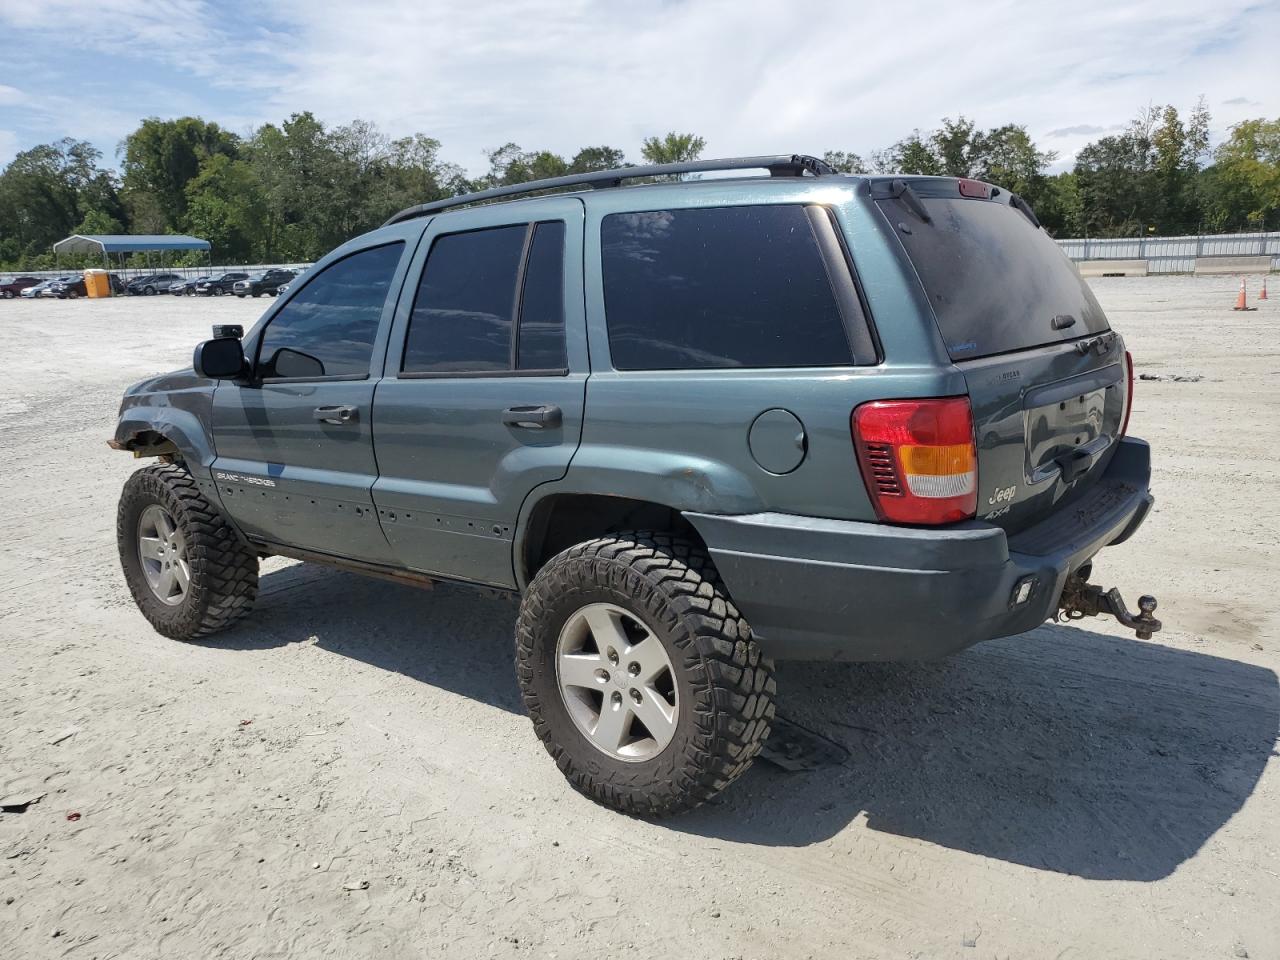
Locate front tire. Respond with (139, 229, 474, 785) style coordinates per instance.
(117, 464, 258, 640)
(516, 532, 775, 816)
(213, 287, 224, 297)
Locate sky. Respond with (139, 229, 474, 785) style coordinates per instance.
(1, 0, 1277, 176)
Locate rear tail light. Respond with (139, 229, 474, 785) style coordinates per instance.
(1120, 350, 1134, 438)
(852, 397, 978, 525)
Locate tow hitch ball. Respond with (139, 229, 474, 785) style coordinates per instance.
(1057, 573, 1162, 640)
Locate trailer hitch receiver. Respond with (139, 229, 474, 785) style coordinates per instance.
(1057, 574, 1161, 640)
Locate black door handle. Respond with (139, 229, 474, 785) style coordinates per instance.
(502, 404, 562, 429)
(314, 404, 358, 425)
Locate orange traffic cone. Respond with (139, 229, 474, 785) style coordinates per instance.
(1261, 277, 1269, 301)
(1233, 278, 1257, 311)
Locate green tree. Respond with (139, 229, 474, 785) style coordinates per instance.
(121, 117, 239, 231)
(871, 132, 943, 176)
(822, 150, 867, 174)
(569, 146, 627, 173)
(1206, 117, 1280, 230)
(0, 139, 122, 265)
(639, 132, 706, 165)
(184, 154, 263, 262)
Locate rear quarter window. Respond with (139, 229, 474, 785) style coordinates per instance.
(601, 204, 863, 370)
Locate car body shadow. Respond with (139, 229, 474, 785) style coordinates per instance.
(678, 624, 1279, 881)
(202, 561, 525, 714)
(207, 562, 1278, 881)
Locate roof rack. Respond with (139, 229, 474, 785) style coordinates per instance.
(382, 154, 835, 226)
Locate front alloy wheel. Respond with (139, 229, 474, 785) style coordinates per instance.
(137, 503, 190, 605)
(117, 464, 259, 640)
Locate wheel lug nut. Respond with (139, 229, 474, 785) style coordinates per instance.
(610, 691, 622, 707)
(627, 662, 640, 677)
(607, 648, 619, 666)
(629, 688, 642, 705)
(594, 668, 609, 684)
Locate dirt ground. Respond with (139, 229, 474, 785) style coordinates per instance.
(2, 276, 1278, 960)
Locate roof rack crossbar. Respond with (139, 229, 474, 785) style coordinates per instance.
(382, 154, 835, 226)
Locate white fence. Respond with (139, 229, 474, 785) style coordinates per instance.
(1057, 232, 1280, 274)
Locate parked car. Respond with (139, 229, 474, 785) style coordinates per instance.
(169, 276, 210, 296)
(276, 265, 309, 297)
(1, 276, 41, 299)
(110, 155, 1160, 816)
(233, 269, 295, 297)
(194, 272, 249, 297)
(39, 277, 79, 297)
(127, 273, 183, 296)
(21, 280, 54, 298)
(51, 276, 88, 299)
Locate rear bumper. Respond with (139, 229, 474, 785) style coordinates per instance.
(686, 437, 1153, 661)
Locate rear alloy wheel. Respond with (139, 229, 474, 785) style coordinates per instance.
(144, 286, 156, 295)
(118, 463, 258, 640)
(556, 603, 680, 761)
(2, 290, 13, 299)
(213, 287, 224, 297)
(516, 531, 775, 816)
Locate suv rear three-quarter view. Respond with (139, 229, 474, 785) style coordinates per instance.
(109, 155, 1160, 815)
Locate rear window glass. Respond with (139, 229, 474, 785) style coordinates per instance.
(601, 205, 854, 370)
(880, 196, 1109, 360)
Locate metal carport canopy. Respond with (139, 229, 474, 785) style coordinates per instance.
(51, 234, 211, 255)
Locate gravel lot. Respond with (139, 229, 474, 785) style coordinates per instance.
(2, 277, 1278, 959)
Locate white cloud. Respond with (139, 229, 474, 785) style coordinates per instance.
(1, 0, 1278, 172)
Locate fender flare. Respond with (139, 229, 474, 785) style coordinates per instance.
(112, 407, 217, 478)
(510, 449, 763, 589)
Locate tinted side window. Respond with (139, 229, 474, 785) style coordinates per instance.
(517, 221, 567, 370)
(257, 242, 403, 380)
(403, 225, 526, 373)
(601, 205, 854, 370)
(402, 221, 568, 374)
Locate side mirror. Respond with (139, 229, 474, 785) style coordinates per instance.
(193, 336, 248, 380)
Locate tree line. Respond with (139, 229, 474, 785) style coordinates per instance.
(1, 100, 1277, 270)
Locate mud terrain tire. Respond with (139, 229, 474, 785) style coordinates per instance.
(516, 531, 775, 815)
(117, 463, 258, 640)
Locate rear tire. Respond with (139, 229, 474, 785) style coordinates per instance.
(144, 286, 156, 296)
(117, 463, 258, 640)
(516, 531, 775, 816)
(213, 287, 224, 297)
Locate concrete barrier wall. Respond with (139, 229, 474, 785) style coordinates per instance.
(1194, 256, 1273, 276)
(1059, 231, 1279, 274)
(1077, 259, 1149, 277)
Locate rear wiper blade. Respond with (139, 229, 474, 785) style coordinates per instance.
(1052, 314, 1077, 330)
(890, 178, 932, 224)
(1010, 193, 1041, 229)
